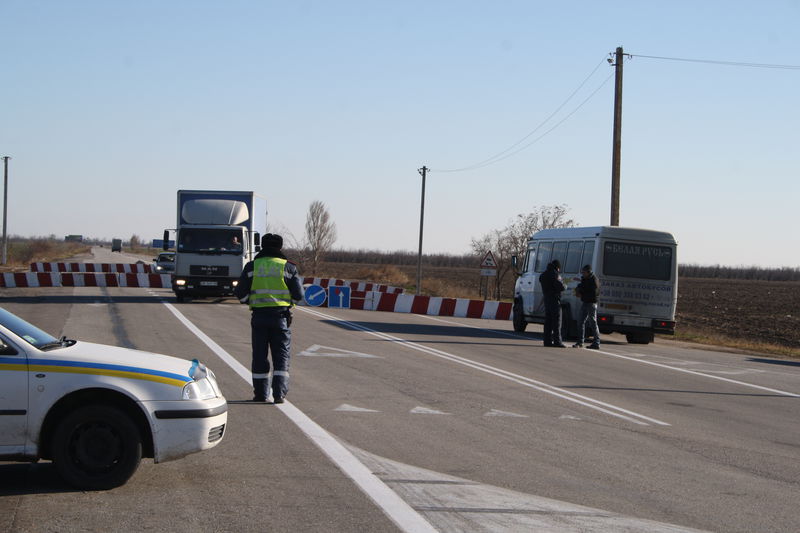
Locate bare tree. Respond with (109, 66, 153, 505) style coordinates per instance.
(471, 205, 575, 299)
(304, 200, 337, 275)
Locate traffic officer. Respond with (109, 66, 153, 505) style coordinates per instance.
(234, 233, 304, 403)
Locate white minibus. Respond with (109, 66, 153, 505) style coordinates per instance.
(512, 226, 677, 344)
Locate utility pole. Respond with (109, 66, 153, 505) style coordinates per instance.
(610, 46, 624, 226)
(416, 165, 428, 295)
(2, 156, 9, 265)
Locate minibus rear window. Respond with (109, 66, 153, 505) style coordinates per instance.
(602, 241, 673, 281)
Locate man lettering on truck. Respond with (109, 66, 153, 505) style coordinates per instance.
(234, 234, 304, 403)
(539, 260, 566, 348)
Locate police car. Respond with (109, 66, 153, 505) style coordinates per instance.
(0, 306, 227, 490)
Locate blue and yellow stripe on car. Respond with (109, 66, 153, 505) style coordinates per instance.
(0, 357, 192, 388)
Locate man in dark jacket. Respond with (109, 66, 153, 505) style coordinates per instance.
(573, 264, 601, 349)
(234, 234, 304, 403)
(539, 260, 566, 347)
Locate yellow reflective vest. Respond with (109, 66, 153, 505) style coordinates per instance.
(249, 257, 292, 309)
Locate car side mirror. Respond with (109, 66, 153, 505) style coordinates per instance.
(253, 232, 260, 246)
(0, 339, 17, 355)
(162, 230, 170, 251)
(511, 255, 520, 276)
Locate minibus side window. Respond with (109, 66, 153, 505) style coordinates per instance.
(534, 242, 552, 272)
(551, 241, 568, 269)
(564, 241, 583, 273)
(581, 241, 595, 270)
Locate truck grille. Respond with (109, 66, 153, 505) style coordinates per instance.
(208, 424, 225, 443)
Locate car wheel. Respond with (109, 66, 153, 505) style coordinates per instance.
(512, 300, 527, 332)
(52, 405, 142, 490)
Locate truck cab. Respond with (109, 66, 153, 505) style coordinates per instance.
(168, 191, 266, 302)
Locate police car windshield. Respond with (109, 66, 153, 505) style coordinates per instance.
(0, 307, 60, 349)
(178, 228, 243, 254)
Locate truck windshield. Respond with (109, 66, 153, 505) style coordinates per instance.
(0, 307, 60, 349)
(178, 229, 244, 254)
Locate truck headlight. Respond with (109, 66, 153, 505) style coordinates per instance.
(175, 279, 186, 286)
(232, 280, 238, 287)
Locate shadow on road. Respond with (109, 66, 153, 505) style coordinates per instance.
(746, 357, 800, 368)
(319, 319, 629, 346)
(0, 463, 78, 496)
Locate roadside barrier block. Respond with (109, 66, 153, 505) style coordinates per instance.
(30, 262, 153, 273)
(119, 273, 172, 288)
(60, 273, 119, 287)
(0, 272, 62, 288)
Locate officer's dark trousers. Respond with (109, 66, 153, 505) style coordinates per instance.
(543, 297, 562, 346)
(251, 309, 291, 400)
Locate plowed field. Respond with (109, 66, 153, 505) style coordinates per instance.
(676, 278, 799, 350)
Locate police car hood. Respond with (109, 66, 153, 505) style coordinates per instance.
(51, 341, 199, 383)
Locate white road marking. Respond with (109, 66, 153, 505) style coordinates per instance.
(347, 444, 711, 533)
(335, 404, 380, 413)
(593, 348, 800, 398)
(162, 302, 437, 533)
(485, 409, 529, 418)
(299, 344, 382, 358)
(421, 315, 800, 398)
(411, 406, 451, 415)
(300, 308, 669, 426)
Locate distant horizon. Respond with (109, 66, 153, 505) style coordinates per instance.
(7, 233, 799, 271)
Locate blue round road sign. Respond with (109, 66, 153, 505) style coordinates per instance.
(304, 284, 327, 306)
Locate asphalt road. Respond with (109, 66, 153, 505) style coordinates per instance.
(1, 254, 799, 532)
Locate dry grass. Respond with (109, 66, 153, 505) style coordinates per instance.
(0, 238, 91, 272)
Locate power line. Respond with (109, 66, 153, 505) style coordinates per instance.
(448, 72, 614, 172)
(432, 57, 610, 173)
(630, 54, 800, 70)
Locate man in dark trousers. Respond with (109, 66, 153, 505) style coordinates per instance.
(539, 259, 566, 347)
(234, 234, 304, 403)
(573, 264, 601, 349)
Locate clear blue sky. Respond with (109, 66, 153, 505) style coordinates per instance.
(2, 1, 798, 267)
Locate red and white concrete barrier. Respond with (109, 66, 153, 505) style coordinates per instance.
(30, 262, 153, 274)
(303, 277, 403, 294)
(119, 273, 173, 288)
(1, 272, 62, 288)
(364, 292, 512, 320)
(2, 272, 170, 288)
(319, 290, 511, 320)
(60, 273, 120, 287)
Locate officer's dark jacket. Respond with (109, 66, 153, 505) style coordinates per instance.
(539, 264, 565, 301)
(576, 273, 600, 304)
(234, 247, 304, 312)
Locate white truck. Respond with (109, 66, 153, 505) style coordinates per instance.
(165, 190, 267, 302)
(512, 226, 678, 344)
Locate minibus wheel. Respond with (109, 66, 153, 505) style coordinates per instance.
(512, 300, 527, 332)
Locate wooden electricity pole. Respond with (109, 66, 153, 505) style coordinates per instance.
(416, 165, 428, 295)
(610, 46, 624, 226)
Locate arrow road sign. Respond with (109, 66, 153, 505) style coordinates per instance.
(328, 286, 351, 309)
(304, 284, 327, 306)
